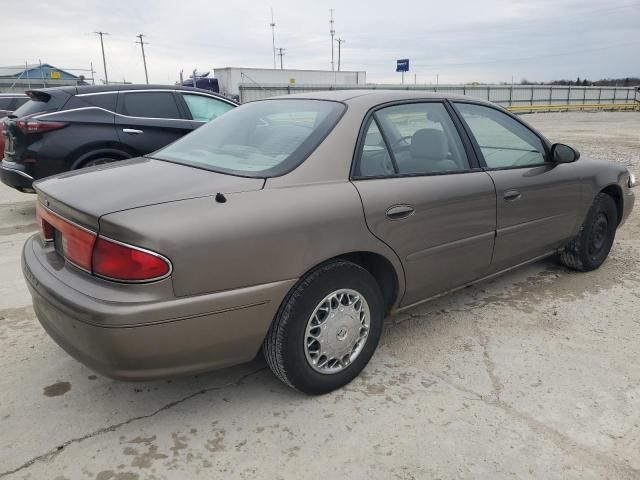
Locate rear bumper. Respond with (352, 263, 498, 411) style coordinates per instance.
(1, 160, 34, 191)
(22, 235, 296, 380)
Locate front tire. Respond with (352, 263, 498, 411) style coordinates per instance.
(263, 260, 384, 395)
(560, 192, 618, 271)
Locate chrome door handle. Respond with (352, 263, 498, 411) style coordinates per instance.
(386, 204, 415, 220)
(122, 128, 143, 135)
(503, 190, 522, 201)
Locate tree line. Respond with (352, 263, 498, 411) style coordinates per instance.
(517, 77, 639, 86)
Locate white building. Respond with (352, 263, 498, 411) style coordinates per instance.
(213, 67, 366, 97)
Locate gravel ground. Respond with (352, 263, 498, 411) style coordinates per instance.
(0, 111, 638, 479)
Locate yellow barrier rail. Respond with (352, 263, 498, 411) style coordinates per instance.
(507, 103, 640, 112)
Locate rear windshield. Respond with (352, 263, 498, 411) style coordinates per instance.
(11, 93, 65, 118)
(154, 99, 345, 177)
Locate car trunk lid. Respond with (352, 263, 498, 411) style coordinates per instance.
(34, 157, 265, 230)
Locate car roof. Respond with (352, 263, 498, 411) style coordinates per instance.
(23, 84, 237, 103)
(270, 89, 492, 106)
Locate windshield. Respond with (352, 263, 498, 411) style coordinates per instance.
(154, 99, 345, 177)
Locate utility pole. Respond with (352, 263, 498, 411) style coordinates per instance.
(94, 31, 109, 84)
(270, 8, 277, 69)
(336, 38, 345, 71)
(90, 62, 96, 85)
(277, 48, 286, 70)
(330, 9, 335, 71)
(136, 33, 149, 84)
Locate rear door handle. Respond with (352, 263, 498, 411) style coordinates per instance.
(386, 204, 415, 220)
(122, 128, 143, 135)
(503, 190, 522, 201)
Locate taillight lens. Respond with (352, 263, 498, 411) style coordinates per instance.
(36, 202, 96, 271)
(35, 203, 54, 241)
(16, 119, 67, 134)
(36, 202, 170, 282)
(92, 237, 171, 281)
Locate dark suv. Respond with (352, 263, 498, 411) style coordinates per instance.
(1, 85, 237, 192)
(0, 93, 28, 117)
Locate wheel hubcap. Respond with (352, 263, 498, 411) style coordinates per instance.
(304, 289, 371, 375)
(588, 212, 609, 256)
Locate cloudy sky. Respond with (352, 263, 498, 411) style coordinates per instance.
(2, 0, 638, 84)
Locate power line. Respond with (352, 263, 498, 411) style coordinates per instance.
(136, 33, 149, 84)
(94, 31, 109, 84)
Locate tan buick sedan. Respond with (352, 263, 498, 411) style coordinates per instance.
(23, 90, 635, 394)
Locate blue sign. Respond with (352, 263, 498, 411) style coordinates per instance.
(396, 59, 409, 72)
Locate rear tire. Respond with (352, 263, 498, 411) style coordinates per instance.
(560, 192, 618, 271)
(263, 260, 384, 395)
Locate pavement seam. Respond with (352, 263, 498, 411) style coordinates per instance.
(442, 311, 639, 478)
(0, 367, 267, 478)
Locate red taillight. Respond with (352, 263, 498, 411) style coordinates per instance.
(36, 202, 170, 282)
(92, 237, 171, 282)
(16, 119, 67, 134)
(36, 202, 96, 271)
(35, 203, 54, 241)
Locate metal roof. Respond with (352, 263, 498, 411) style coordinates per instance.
(0, 63, 79, 79)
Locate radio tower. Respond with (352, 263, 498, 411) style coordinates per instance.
(330, 9, 335, 71)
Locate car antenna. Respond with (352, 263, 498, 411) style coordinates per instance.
(215, 192, 227, 203)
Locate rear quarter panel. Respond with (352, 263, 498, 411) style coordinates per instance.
(32, 107, 123, 175)
(98, 182, 406, 301)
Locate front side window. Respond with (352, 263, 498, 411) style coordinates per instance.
(155, 99, 345, 177)
(455, 103, 546, 168)
(358, 102, 470, 177)
(120, 92, 181, 119)
(182, 94, 234, 122)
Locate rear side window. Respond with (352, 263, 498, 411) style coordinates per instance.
(119, 92, 181, 119)
(182, 94, 234, 121)
(0, 98, 12, 110)
(357, 102, 470, 177)
(82, 93, 117, 112)
(63, 93, 117, 112)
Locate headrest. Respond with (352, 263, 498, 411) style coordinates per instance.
(410, 128, 448, 160)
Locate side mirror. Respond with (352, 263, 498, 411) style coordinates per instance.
(551, 143, 580, 163)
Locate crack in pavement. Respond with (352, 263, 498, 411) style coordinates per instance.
(438, 312, 639, 478)
(0, 223, 37, 237)
(471, 315, 504, 403)
(0, 367, 268, 478)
